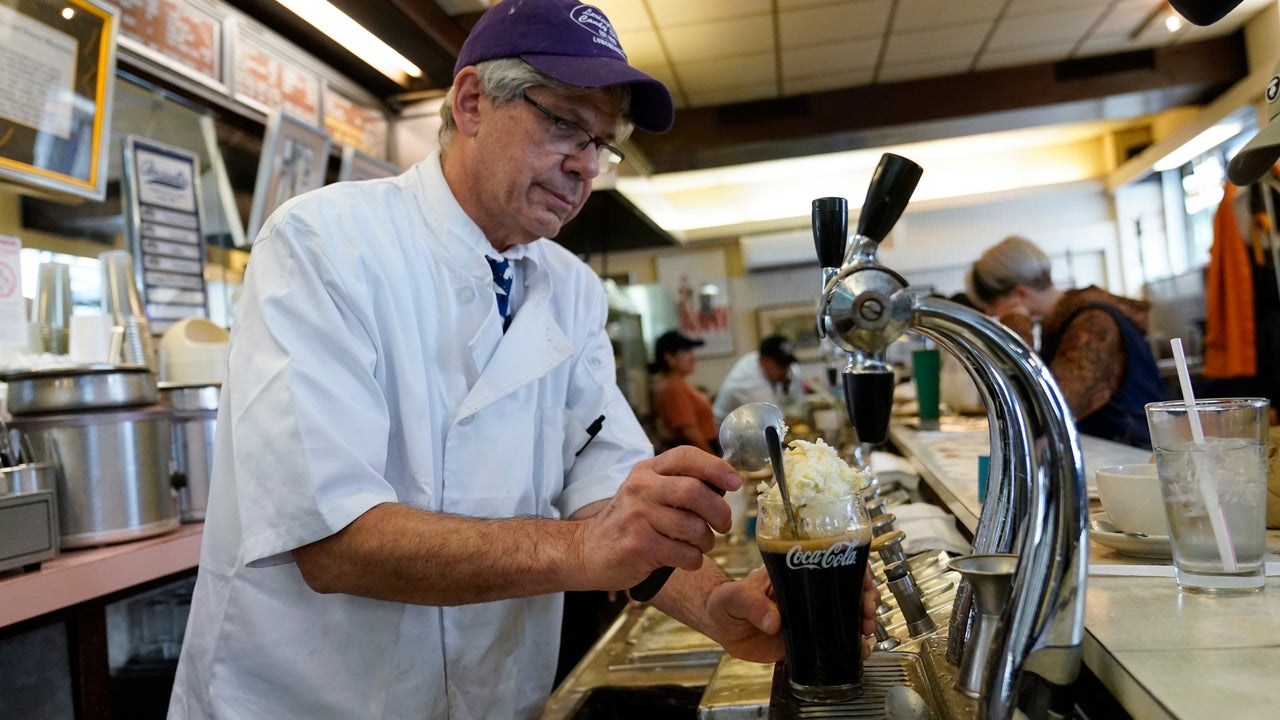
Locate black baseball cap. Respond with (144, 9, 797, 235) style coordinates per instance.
(453, 0, 675, 133)
(650, 330, 704, 372)
(759, 335, 798, 366)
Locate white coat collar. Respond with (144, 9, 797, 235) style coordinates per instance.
(408, 153, 574, 416)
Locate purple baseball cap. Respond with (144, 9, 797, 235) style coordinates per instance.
(454, 0, 675, 133)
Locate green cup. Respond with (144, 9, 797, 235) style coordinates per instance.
(912, 348, 941, 425)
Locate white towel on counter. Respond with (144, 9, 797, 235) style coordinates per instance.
(891, 501, 971, 556)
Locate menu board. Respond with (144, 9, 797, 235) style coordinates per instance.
(106, 0, 222, 86)
(233, 27, 320, 124)
(323, 89, 387, 158)
(122, 136, 209, 333)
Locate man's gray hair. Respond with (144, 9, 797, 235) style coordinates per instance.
(438, 58, 633, 148)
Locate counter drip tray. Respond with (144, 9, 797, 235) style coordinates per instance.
(767, 652, 944, 719)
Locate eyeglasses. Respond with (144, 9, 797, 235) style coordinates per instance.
(520, 91, 625, 174)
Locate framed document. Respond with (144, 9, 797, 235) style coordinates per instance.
(337, 146, 398, 183)
(0, 0, 118, 201)
(755, 303, 821, 362)
(246, 109, 330, 242)
(121, 135, 209, 334)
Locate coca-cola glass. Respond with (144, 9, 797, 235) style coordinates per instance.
(756, 492, 873, 702)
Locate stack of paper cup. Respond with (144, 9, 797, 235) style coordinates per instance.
(69, 313, 116, 363)
(99, 250, 158, 371)
(36, 262, 72, 354)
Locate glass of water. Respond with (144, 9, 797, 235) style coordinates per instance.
(1145, 397, 1270, 595)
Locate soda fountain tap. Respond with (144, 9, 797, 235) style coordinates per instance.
(811, 153, 1087, 720)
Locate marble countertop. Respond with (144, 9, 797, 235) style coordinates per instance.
(889, 418, 1280, 720)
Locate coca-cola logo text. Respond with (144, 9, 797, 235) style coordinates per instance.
(785, 541, 863, 570)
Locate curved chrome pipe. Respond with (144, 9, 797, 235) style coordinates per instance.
(818, 266, 1087, 718)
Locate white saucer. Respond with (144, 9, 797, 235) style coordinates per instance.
(1089, 512, 1172, 559)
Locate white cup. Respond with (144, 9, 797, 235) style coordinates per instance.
(69, 313, 116, 363)
(1095, 464, 1169, 536)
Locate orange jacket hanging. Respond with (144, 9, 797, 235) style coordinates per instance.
(1204, 182, 1257, 378)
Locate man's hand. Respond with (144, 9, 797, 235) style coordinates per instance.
(860, 564, 881, 659)
(700, 567, 784, 663)
(571, 446, 741, 591)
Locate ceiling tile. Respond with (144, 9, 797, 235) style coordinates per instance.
(645, 0, 772, 27)
(779, 0, 893, 47)
(1005, 0, 1110, 16)
(781, 38, 882, 80)
(894, 0, 1004, 32)
(1075, 32, 1145, 58)
(1089, 0, 1160, 39)
(784, 67, 877, 95)
(589, 0, 655, 32)
(882, 24, 989, 66)
(676, 54, 776, 94)
(618, 29, 668, 68)
(987, 7, 1109, 51)
(661, 16, 775, 63)
(686, 82, 781, 109)
(977, 42, 1079, 71)
(876, 54, 972, 83)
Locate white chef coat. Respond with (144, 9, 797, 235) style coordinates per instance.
(712, 351, 803, 423)
(167, 152, 653, 720)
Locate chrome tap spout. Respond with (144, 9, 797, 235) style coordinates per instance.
(811, 153, 1087, 719)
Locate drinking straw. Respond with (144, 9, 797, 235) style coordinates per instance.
(1171, 338, 1237, 571)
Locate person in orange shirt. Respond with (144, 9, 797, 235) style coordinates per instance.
(651, 330, 721, 454)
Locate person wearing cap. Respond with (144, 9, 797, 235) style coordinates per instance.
(165, 2, 851, 718)
(650, 329, 720, 453)
(712, 334, 806, 424)
(966, 235, 1167, 448)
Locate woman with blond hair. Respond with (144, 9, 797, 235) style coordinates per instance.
(966, 235, 1167, 448)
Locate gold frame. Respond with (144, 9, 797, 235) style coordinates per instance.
(0, 0, 118, 201)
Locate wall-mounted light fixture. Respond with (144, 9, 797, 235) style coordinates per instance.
(273, 0, 423, 85)
(1130, 2, 1186, 40)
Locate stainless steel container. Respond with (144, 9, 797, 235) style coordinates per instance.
(3, 364, 156, 415)
(159, 382, 219, 522)
(10, 405, 178, 548)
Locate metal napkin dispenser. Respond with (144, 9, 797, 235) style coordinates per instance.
(0, 489, 59, 574)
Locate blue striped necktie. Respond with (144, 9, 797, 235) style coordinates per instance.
(486, 256, 514, 332)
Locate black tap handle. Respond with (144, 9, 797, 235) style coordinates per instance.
(812, 197, 848, 269)
(855, 154, 923, 244)
(842, 368, 896, 446)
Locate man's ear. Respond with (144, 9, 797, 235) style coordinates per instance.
(452, 68, 485, 138)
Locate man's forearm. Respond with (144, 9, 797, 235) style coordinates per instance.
(293, 502, 591, 605)
(651, 556, 731, 636)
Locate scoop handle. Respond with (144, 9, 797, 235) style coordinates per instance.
(628, 482, 727, 602)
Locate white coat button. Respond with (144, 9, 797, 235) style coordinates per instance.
(458, 287, 476, 304)
(458, 415, 474, 426)
(588, 356, 602, 367)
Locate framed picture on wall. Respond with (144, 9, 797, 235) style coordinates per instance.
(655, 249, 733, 357)
(755, 303, 821, 362)
(337, 145, 398, 182)
(0, 0, 118, 201)
(246, 109, 331, 241)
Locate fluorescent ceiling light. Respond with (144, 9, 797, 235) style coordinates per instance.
(274, 0, 423, 85)
(1152, 121, 1243, 171)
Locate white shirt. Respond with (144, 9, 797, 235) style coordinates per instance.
(712, 351, 802, 423)
(168, 153, 652, 720)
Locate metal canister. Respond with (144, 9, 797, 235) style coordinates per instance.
(158, 382, 219, 522)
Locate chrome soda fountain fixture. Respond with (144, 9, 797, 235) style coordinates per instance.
(811, 153, 1088, 719)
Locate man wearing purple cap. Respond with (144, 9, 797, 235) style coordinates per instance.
(167, 2, 879, 718)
